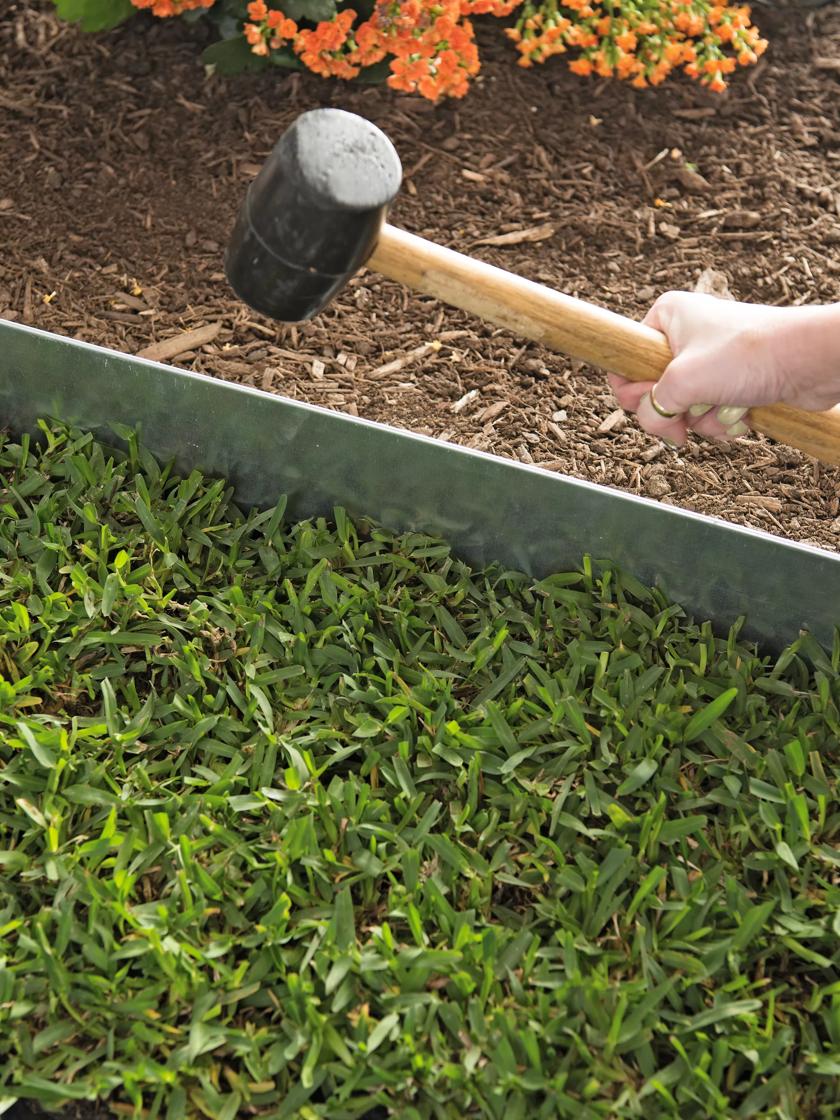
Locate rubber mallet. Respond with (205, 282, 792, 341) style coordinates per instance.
(225, 107, 840, 466)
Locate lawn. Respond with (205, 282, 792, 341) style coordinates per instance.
(1, 424, 838, 1117)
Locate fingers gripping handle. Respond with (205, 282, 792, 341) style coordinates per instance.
(369, 224, 840, 466)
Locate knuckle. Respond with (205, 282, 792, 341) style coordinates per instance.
(659, 362, 700, 412)
(653, 290, 686, 312)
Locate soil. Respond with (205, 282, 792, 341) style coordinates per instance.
(2, 2, 840, 558)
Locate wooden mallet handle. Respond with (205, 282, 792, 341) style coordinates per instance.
(370, 225, 840, 466)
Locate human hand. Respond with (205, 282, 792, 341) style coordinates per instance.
(609, 292, 840, 446)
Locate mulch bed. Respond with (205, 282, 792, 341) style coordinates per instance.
(2, 2, 840, 554)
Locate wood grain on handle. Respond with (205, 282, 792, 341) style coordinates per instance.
(369, 224, 840, 466)
(370, 225, 673, 380)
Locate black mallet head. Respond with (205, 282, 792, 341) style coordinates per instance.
(225, 108, 403, 322)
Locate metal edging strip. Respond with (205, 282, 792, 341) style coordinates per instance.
(1, 319, 838, 652)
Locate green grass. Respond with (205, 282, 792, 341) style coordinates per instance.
(1, 421, 839, 1120)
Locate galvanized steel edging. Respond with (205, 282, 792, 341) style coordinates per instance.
(1, 319, 838, 651)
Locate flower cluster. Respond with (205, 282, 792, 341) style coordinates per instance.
(134, 0, 767, 100)
(130, 0, 212, 16)
(380, 0, 482, 98)
(507, 0, 766, 87)
(241, 0, 496, 98)
(244, 0, 298, 54)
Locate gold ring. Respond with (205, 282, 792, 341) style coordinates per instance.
(649, 384, 680, 420)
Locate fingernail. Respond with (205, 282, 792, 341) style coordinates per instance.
(689, 404, 713, 417)
(726, 421, 749, 437)
(663, 438, 679, 449)
(717, 405, 748, 426)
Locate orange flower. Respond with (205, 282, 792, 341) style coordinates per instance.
(269, 24, 297, 46)
(130, 0, 212, 15)
(462, 0, 521, 14)
(569, 57, 592, 75)
(267, 10, 297, 34)
(347, 19, 386, 64)
(230, 0, 768, 104)
(649, 59, 671, 83)
(565, 25, 597, 46)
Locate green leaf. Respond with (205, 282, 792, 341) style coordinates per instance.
(356, 58, 393, 85)
(202, 35, 271, 75)
(186, 1020, 227, 1064)
(53, 0, 136, 31)
(659, 814, 706, 843)
(500, 746, 538, 775)
(783, 738, 806, 778)
(0, 851, 28, 871)
(102, 572, 121, 617)
(17, 724, 56, 769)
(15, 798, 48, 829)
(626, 865, 666, 921)
(682, 999, 762, 1032)
(13, 1076, 92, 1102)
(333, 887, 355, 950)
(683, 687, 738, 741)
(775, 840, 799, 871)
(279, 0, 336, 20)
(366, 1012, 399, 1055)
(617, 757, 658, 796)
(731, 900, 776, 953)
